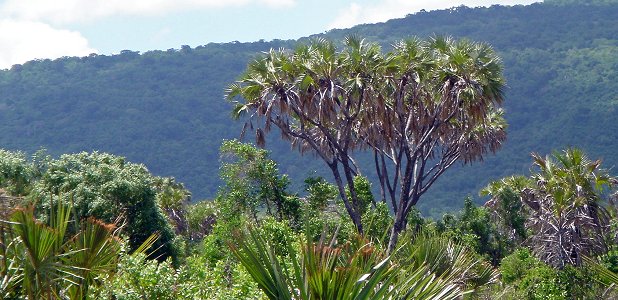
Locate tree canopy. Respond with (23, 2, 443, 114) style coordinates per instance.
(228, 36, 506, 249)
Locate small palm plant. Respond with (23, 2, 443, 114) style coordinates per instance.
(1, 199, 122, 299)
(63, 217, 122, 299)
(231, 226, 496, 299)
(482, 149, 616, 270)
(523, 149, 613, 268)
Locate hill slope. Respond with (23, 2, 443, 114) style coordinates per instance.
(0, 1, 617, 216)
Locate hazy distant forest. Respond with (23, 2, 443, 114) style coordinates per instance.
(1, 0, 618, 299)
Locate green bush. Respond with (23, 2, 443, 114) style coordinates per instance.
(501, 248, 542, 284)
(301, 206, 355, 245)
(361, 202, 393, 246)
(304, 176, 338, 211)
(438, 197, 511, 265)
(258, 216, 297, 257)
(199, 221, 235, 264)
(94, 253, 264, 300)
(30, 152, 179, 263)
(499, 248, 605, 299)
(600, 247, 618, 273)
(556, 265, 605, 300)
(0, 149, 35, 196)
(518, 265, 564, 300)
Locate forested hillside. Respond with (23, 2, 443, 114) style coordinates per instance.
(0, 0, 616, 216)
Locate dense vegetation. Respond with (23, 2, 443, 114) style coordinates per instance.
(2, 2, 618, 296)
(2, 143, 618, 299)
(0, 1, 616, 217)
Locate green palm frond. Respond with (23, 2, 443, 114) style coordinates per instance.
(230, 226, 293, 300)
(2, 198, 127, 299)
(584, 256, 618, 286)
(64, 217, 121, 299)
(232, 226, 481, 300)
(9, 203, 77, 299)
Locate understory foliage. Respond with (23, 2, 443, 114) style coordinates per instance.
(231, 226, 496, 300)
(0, 200, 122, 299)
(2, 144, 618, 299)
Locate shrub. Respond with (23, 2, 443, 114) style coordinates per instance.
(501, 248, 542, 284)
(362, 202, 393, 246)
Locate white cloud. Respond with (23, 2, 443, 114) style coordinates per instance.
(0, 0, 296, 25)
(328, 0, 541, 29)
(0, 19, 96, 69)
(0, 0, 296, 67)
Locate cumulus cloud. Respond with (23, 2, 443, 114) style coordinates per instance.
(0, 0, 296, 24)
(0, 19, 96, 69)
(0, 0, 296, 67)
(328, 0, 541, 29)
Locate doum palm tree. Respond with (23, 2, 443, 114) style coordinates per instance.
(523, 148, 613, 268)
(227, 36, 507, 252)
(483, 148, 614, 269)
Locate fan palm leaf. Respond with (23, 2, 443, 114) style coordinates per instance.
(9, 203, 76, 299)
(232, 226, 482, 300)
(64, 217, 122, 299)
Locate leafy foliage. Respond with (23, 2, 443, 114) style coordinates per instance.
(218, 140, 299, 224)
(231, 226, 473, 300)
(481, 175, 530, 243)
(0, 200, 121, 299)
(500, 249, 607, 300)
(29, 151, 179, 262)
(0, 150, 35, 196)
(93, 251, 264, 300)
(438, 197, 513, 265)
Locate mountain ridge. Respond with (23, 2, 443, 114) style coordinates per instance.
(1, 1, 616, 217)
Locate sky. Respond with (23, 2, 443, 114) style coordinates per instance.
(0, 0, 541, 69)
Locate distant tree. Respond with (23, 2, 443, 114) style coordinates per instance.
(482, 175, 530, 250)
(0, 149, 35, 196)
(228, 36, 506, 251)
(154, 177, 192, 236)
(218, 140, 300, 225)
(29, 152, 178, 262)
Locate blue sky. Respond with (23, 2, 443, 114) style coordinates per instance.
(0, 0, 540, 69)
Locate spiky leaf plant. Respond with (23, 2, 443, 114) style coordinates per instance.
(232, 226, 483, 299)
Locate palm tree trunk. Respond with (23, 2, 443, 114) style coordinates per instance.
(329, 163, 364, 235)
(388, 208, 406, 254)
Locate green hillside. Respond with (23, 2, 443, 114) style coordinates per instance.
(0, 0, 616, 217)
